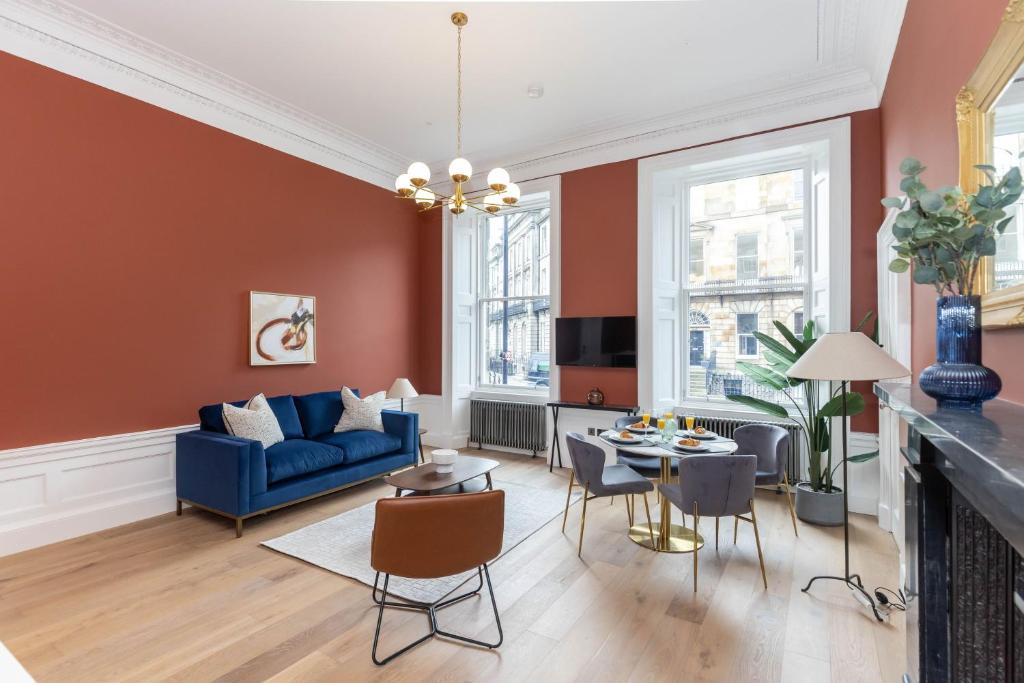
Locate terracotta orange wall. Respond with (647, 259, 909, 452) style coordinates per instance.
(880, 0, 1024, 405)
(416, 210, 443, 394)
(557, 111, 884, 431)
(0, 52, 425, 450)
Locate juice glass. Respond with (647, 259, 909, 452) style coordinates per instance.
(642, 411, 651, 427)
(685, 415, 696, 432)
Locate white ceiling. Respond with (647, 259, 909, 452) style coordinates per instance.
(2, 0, 905, 185)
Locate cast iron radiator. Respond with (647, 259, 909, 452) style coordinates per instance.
(470, 400, 546, 456)
(691, 414, 802, 483)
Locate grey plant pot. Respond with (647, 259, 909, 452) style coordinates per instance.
(795, 482, 844, 526)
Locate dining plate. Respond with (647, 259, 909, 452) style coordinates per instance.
(672, 442, 710, 453)
(608, 434, 643, 444)
(627, 425, 658, 434)
(677, 429, 717, 440)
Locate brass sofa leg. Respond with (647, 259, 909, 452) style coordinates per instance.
(176, 500, 182, 516)
(235, 518, 244, 538)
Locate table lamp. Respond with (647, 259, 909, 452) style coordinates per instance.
(386, 378, 418, 412)
(787, 331, 909, 620)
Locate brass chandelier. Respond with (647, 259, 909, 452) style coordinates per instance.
(394, 11, 519, 215)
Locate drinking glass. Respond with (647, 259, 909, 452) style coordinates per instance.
(642, 411, 651, 427)
(685, 415, 696, 431)
(657, 417, 666, 432)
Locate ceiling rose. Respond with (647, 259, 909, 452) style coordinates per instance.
(394, 11, 519, 215)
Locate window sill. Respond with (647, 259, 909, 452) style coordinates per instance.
(675, 398, 800, 423)
(471, 387, 550, 404)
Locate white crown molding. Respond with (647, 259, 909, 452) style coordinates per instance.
(468, 66, 877, 185)
(0, 0, 406, 189)
(0, 0, 906, 191)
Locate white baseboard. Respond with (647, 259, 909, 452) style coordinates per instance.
(0, 425, 195, 557)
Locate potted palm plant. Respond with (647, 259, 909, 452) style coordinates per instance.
(724, 318, 876, 525)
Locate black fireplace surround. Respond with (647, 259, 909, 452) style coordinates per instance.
(876, 382, 1024, 683)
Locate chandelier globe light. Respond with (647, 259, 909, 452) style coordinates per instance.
(395, 12, 518, 215)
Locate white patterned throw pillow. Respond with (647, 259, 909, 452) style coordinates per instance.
(335, 386, 386, 433)
(222, 393, 284, 448)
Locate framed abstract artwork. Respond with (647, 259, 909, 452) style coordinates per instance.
(249, 291, 316, 366)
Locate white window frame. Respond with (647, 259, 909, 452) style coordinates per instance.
(736, 312, 760, 359)
(636, 118, 851, 418)
(735, 233, 760, 281)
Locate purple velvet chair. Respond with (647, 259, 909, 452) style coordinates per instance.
(659, 454, 767, 592)
(733, 423, 799, 537)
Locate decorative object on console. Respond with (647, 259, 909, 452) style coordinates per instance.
(250, 291, 316, 365)
(882, 157, 1019, 408)
(725, 318, 871, 526)
(221, 393, 284, 448)
(386, 378, 418, 412)
(336, 386, 386, 432)
(787, 331, 909, 621)
(393, 12, 519, 216)
(430, 449, 459, 474)
(586, 387, 605, 406)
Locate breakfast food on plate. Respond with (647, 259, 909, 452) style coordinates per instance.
(679, 437, 699, 447)
(693, 426, 707, 434)
(619, 430, 634, 439)
(630, 421, 647, 430)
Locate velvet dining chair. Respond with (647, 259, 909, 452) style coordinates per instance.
(733, 424, 799, 537)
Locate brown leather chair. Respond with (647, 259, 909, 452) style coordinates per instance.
(370, 490, 505, 665)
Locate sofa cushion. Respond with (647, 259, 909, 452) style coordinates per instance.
(315, 430, 401, 464)
(294, 388, 358, 438)
(199, 394, 304, 440)
(264, 439, 345, 484)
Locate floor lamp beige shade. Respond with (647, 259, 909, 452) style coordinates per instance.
(387, 378, 418, 411)
(787, 332, 910, 382)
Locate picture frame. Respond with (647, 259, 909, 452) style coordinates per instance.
(249, 291, 317, 366)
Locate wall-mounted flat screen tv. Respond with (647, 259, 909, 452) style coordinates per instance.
(555, 316, 637, 368)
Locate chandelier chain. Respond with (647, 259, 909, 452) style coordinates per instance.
(456, 24, 462, 156)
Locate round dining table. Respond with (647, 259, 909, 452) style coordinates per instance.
(599, 429, 738, 554)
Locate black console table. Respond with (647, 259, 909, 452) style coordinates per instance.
(546, 402, 639, 472)
(875, 382, 1024, 683)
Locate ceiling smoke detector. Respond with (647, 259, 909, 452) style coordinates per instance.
(527, 83, 544, 99)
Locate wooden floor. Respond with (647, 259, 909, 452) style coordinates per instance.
(0, 450, 904, 682)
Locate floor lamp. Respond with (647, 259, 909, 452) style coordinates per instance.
(786, 332, 909, 621)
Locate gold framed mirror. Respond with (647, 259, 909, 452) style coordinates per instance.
(957, 0, 1024, 328)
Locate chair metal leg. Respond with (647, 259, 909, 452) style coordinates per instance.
(715, 517, 719, 550)
(561, 471, 575, 533)
(371, 565, 502, 666)
(578, 486, 590, 558)
(693, 502, 699, 593)
(782, 470, 799, 537)
(624, 495, 634, 528)
(749, 498, 768, 590)
(734, 515, 739, 544)
(642, 492, 655, 547)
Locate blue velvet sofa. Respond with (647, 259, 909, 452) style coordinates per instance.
(175, 389, 418, 536)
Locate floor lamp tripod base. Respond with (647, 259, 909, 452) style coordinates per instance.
(800, 380, 884, 623)
(801, 574, 884, 622)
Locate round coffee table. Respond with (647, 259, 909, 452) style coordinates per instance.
(599, 431, 737, 553)
(384, 454, 499, 497)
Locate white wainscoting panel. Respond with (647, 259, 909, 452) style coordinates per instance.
(0, 425, 194, 557)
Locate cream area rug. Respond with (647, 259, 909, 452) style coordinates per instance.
(262, 480, 580, 604)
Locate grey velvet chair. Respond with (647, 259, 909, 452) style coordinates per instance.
(733, 424, 799, 537)
(659, 454, 767, 592)
(562, 432, 655, 557)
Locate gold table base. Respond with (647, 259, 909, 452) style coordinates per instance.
(628, 522, 704, 553)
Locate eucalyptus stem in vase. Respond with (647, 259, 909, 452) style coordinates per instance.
(882, 157, 1020, 409)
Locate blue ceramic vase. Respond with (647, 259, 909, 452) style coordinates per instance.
(918, 295, 1001, 410)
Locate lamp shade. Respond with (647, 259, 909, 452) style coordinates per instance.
(787, 332, 910, 382)
(386, 378, 419, 400)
